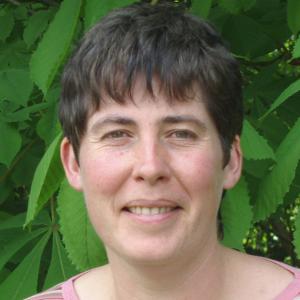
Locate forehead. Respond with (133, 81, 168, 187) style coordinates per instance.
(86, 79, 214, 132)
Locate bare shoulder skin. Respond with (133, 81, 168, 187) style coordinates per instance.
(73, 248, 294, 300)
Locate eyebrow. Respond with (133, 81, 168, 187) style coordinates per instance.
(90, 116, 136, 134)
(162, 115, 207, 130)
(89, 114, 207, 134)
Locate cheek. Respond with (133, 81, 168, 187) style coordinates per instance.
(177, 150, 224, 196)
(80, 150, 131, 197)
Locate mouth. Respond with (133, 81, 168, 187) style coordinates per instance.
(124, 206, 180, 216)
(122, 200, 182, 223)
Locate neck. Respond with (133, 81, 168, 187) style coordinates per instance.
(107, 240, 228, 300)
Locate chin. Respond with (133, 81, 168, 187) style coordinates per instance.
(110, 237, 183, 266)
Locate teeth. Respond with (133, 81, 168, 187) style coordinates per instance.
(127, 206, 175, 215)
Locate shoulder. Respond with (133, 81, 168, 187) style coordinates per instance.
(73, 264, 112, 300)
(24, 283, 64, 300)
(227, 250, 300, 299)
(24, 269, 89, 300)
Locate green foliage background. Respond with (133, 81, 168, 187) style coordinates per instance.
(0, 0, 300, 298)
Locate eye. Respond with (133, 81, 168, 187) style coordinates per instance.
(169, 130, 198, 140)
(101, 130, 131, 140)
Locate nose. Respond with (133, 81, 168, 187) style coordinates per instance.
(132, 138, 171, 185)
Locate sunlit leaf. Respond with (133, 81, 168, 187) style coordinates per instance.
(30, 0, 82, 94)
(241, 120, 275, 160)
(254, 118, 300, 221)
(221, 177, 253, 251)
(0, 122, 22, 167)
(58, 179, 107, 271)
(0, 231, 51, 299)
(43, 231, 77, 289)
(25, 133, 64, 226)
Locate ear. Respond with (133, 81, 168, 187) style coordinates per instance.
(60, 137, 82, 191)
(223, 136, 243, 190)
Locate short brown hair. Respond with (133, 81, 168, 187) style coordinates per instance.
(59, 2, 243, 164)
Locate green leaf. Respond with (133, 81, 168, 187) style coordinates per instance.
(221, 177, 253, 251)
(0, 10, 14, 41)
(0, 231, 51, 299)
(253, 118, 300, 221)
(190, 0, 213, 18)
(292, 36, 300, 58)
(23, 9, 55, 48)
(0, 122, 22, 167)
(25, 133, 64, 226)
(0, 69, 34, 106)
(3, 102, 50, 123)
(84, 0, 132, 31)
(222, 15, 275, 58)
(262, 78, 300, 119)
(219, 0, 256, 14)
(0, 211, 50, 230)
(287, 0, 300, 33)
(58, 179, 107, 271)
(0, 228, 47, 270)
(36, 103, 60, 146)
(294, 209, 300, 258)
(241, 120, 275, 160)
(0, 40, 29, 69)
(43, 231, 77, 289)
(30, 0, 82, 94)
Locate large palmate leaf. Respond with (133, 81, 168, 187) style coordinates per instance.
(221, 177, 253, 251)
(262, 78, 300, 118)
(190, 0, 213, 18)
(253, 118, 300, 221)
(0, 211, 50, 230)
(43, 231, 77, 289)
(0, 231, 51, 299)
(0, 228, 47, 270)
(287, 0, 300, 33)
(57, 179, 107, 271)
(84, 0, 132, 31)
(25, 133, 64, 226)
(0, 122, 22, 167)
(241, 120, 275, 161)
(30, 0, 82, 94)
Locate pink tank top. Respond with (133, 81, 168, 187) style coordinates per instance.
(25, 259, 300, 300)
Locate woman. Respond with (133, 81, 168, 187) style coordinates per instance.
(27, 2, 300, 299)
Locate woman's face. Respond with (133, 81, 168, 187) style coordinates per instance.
(61, 79, 242, 265)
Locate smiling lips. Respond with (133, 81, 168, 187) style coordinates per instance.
(123, 200, 180, 217)
(127, 206, 176, 216)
